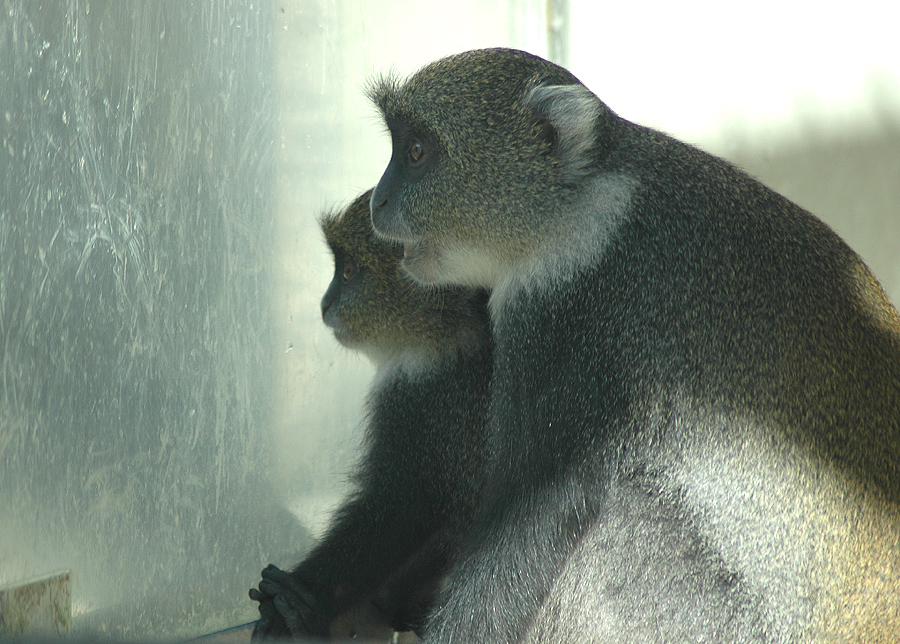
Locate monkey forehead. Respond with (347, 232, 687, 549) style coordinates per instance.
(320, 189, 404, 271)
(368, 48, 582, 137)
(320, 189, 374, 238)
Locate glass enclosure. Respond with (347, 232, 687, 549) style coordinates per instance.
(1, 0, 898, 640)
(1, 2, 285, 638)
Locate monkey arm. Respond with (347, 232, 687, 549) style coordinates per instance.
(424, 471, 601, 643)
(251, 440, 452, 637)
(252, 349, 489, 639)
(252, 532, 450, 639)
(370, 528, 453, 633)
(420, 277, 621, 643)
(251, 481, 449, 639)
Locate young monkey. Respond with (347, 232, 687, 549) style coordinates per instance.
(250, 189, 492, 640)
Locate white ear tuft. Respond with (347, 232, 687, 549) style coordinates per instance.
(525, 84, 601, 184)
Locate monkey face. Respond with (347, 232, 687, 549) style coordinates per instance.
(368, 120, 477, 287)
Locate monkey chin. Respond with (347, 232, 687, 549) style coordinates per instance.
(399, 238, 447, 286)
(405, 242, 505, 291)
(324, 320, 367, 353)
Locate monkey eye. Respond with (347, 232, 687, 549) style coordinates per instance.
(408, 140, 425, 164)
(343, 258, 358, 282)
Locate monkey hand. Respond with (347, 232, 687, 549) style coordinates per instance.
(249, 564, 331, 639)
(249, 584, 292, 640)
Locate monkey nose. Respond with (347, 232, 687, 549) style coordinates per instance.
(369, 190, 388, 214)
(320, 293, 333, 317)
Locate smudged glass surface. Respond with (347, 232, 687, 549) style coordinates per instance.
(0, 1, 299, 638)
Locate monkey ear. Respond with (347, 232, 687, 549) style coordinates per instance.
(525, 85, 601, 185)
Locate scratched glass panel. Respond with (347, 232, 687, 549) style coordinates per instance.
(0, 1, 300, 638)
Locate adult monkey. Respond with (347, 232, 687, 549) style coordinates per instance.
(368, 48, 900, 642)
(250, 190, 491, 639)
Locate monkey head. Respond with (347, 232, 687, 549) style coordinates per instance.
(368, 48, 610, 288)
(320, 190, 488, 366)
